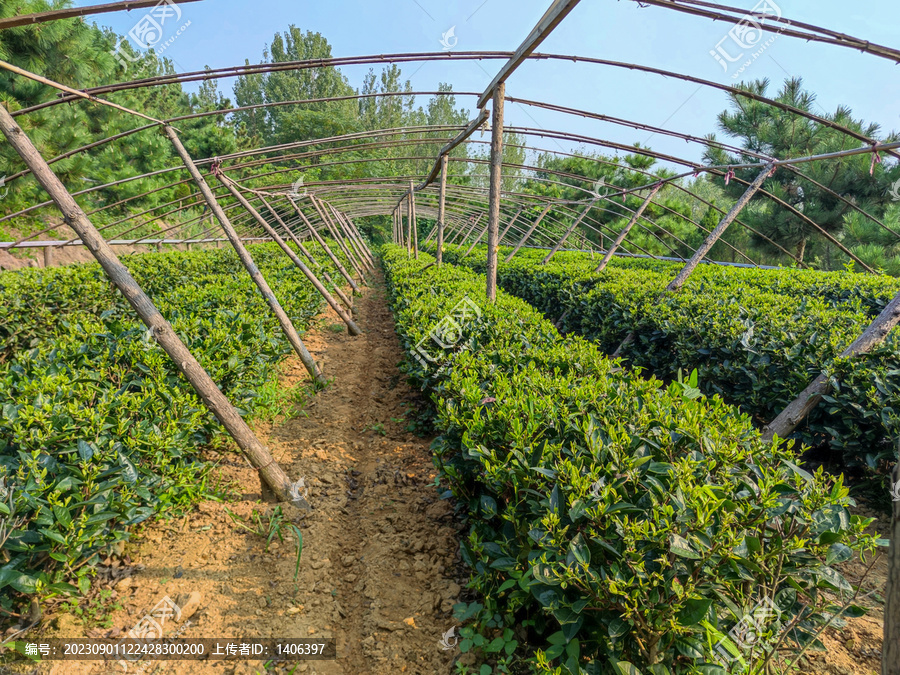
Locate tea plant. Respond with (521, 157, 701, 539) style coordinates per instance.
(383, 246, 882, 674)
(438, 243, 900, 471)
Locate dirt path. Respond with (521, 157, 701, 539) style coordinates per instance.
(40, 273, 464, 675)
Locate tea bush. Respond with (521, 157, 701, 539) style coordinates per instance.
(0, 242, 347, 612)
(437, 244, 900, 471)
(383, 245, 880, 675)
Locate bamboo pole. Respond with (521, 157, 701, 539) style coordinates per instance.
(594, 183, 663, 272)
(505, 203, 552, 262)
(289, 196, 360, 293)
(486, 82, 506, 302)
(541, 200, 595, 264)
(165, 127, 325, 385)
(666, 164, 772, 292)
(259, 196, 354, 310)
(436, 155, 448, 266)
(0, 104, 295, 502)
(762, 289, 900, 442)
(310, 195, 366, 282)
(218, 178, 361, 335)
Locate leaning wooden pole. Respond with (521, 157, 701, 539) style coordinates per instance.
(505, 203, 553, 262)
(331, 205, 374, 271)
(456, 214, 481, 247)
(341, 215, 375, 267)
(217, 178, 361, 336)
(463, 222, 491, 258)
(763, 289, 900, 442)
(310, 195, 366, 283)
(289, 196, 361, 294)
(666, 164, 772, 292)
(436, 155, 448, 266)
(498, 207, 524, 245)
(164, 128, 325, 385)
(486, 82, 505, 302)
(0, 105, 296, 502)
(326, 201, 370, 271)
(595, 183, 663, 273)
(542, 201, 595, 264)
(259, 197, 354, 311)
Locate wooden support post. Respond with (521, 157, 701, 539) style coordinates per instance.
(405, 189, 413, 256)
(409, 180, 419, 260)
(0, 105, 296, 502)
(666, 164, 771, 292)
(218, 178, 361, 336)
(164, 126, 325, 385)
(156, 242, 162, 253)
(763, 288, 900, 442)
(289, 196, 361, 294)
(43, 245, 53, 268)
(310, 196, 366, 283)
(542, 201, 594, 264)
(258, 197, 353, 312)
(436, 155, 448, 266)
(594, 183, 663, 273)
(486, 82, 505, 302)
(498, 207, 524, 245)
(505, 203, 552, 262)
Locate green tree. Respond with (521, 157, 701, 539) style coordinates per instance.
(704, 77, 898, 265)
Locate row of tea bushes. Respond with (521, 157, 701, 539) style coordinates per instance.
(382, 245, 880, 675)
(437, 244, 900, 471)
(0, 242, 348, 610)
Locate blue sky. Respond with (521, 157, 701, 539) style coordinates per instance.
(76, 0, 900, 170)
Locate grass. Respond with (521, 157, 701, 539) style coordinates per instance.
(59, 589, 123, 629)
